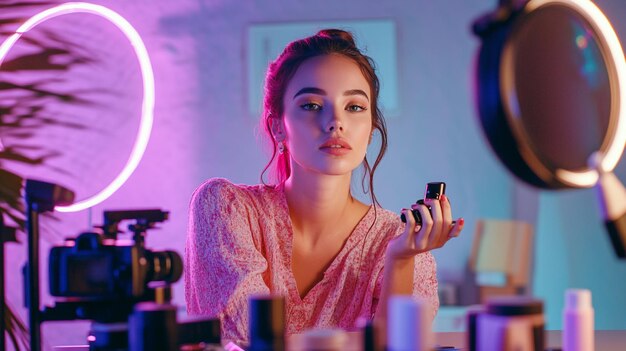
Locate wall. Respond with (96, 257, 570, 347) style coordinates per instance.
(2, 0, 625, 349)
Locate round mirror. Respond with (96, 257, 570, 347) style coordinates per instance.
(473, 0, 626, 258)
(474, 0, 626, 189)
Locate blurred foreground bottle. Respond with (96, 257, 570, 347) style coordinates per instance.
(477, 296, 544, 351)
(387, 296, 433, 351)
(563, 289, 594, 351)
(300, 328, 347, 351)
(248, 295, 285, 351)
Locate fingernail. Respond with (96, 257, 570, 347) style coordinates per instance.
(441, 194, 447, 203)
(459, 218, 465, 226)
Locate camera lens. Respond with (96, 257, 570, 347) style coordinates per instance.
(147, 250, 183, 284)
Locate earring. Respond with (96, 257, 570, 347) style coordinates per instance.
(278, 141, 285, 154)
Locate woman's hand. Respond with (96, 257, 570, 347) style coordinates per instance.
(387, 194, 464, 259)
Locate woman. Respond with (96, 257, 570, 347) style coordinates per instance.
(185, 29, 464, 346)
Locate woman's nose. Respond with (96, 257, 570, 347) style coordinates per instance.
(325, 111, 344, 133)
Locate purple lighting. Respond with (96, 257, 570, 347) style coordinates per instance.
(0, 2, 156, 212)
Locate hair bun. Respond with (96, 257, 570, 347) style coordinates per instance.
(316, 29, 357, 48)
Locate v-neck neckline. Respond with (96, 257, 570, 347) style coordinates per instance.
(275, 186, 374, 304)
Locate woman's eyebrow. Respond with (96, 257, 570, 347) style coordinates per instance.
(344, 89, 369, 101)
(293, 87, 325, 99)
(293, 87, 370, 101)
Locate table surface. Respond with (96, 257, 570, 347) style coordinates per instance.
(436, 330, 626, 350)
(54, 330, 626, 351)
(289, 330, 626, 351)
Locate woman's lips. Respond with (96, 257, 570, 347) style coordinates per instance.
(320, 147, 351, 156)
(319, 138, 352, 156)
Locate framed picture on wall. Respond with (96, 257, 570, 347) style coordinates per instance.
(247, 19, 398, 117)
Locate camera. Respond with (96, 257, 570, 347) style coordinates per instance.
(49, 209, 182, 300)
(400, 182, 446, 225)
(18, 180, 221, 351)
(43, 208, 220, 350)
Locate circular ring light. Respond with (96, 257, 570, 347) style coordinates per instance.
(0, 2, 155, 212)
(473, 0, 626, 189)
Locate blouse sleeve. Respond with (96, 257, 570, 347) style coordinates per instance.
(184, 178, 270, 345)
(413, 251, 440, 319)
(371, 252, 440, 320)
(371, 215, 440, 319)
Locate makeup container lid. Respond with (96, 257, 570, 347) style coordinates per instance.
(566, 289, 592, 310)
(485, 296, 543, 316)
(301, 329, 347, 350)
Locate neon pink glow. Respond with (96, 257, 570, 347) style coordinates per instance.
(0, 2, 155, 212)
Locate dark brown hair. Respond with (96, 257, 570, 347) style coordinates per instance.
(260, 29, 388, 206)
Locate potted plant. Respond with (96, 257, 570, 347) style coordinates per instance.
(1, 1, 96, 349)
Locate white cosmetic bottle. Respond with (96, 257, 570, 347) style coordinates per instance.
(387, 296, 433, 351)
(563, 289, 594, 351)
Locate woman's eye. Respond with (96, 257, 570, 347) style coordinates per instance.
(301, 103, 322, 111)
(347, 104, 367, 112)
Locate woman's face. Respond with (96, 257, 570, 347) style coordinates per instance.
(280, 54, 373, 178)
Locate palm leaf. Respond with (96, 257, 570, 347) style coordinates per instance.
(0, 1, 100, 349)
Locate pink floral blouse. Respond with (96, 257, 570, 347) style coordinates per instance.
(184, 178, 439, 345)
